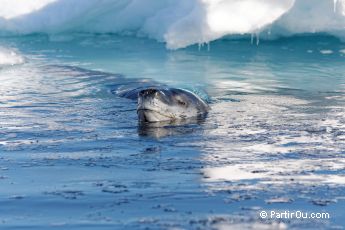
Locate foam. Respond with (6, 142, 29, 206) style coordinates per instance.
(0, 0, 345, 49)
(0, 47, 25, 66)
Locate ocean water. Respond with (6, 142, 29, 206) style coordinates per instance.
(1, 34, 345, 229)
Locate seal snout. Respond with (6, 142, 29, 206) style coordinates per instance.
(138, 88, 160, 111)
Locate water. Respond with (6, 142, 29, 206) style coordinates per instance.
(1, 34, 345, 229)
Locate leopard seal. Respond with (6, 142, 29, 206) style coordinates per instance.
(43, 65, 210, 123)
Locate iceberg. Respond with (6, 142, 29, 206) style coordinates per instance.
(0, 0, 344, 49)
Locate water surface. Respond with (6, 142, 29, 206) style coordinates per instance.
(1, 34, 345, 229)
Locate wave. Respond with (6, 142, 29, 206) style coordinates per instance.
(0, 0, 345, 49)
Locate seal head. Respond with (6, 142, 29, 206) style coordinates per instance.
(137, 88, 209, 122)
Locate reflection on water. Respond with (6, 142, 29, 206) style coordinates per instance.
(1, 35, 345, 229)
(138, 118, 206, 139)
(202, 93, 345, 183)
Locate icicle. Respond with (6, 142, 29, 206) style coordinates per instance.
(267, 27, 272, 36)
(197, 41, 210, 51)
(256, 32, 260, 46)
(334, 0, 338, 12)
(251, 33, 254, 45)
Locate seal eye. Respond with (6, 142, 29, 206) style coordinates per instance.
(177, 100, 186, 106)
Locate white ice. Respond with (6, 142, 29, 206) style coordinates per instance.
(0, 0, 344, 49)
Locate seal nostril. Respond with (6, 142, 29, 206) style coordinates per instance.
(140, 88, 158, 97)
